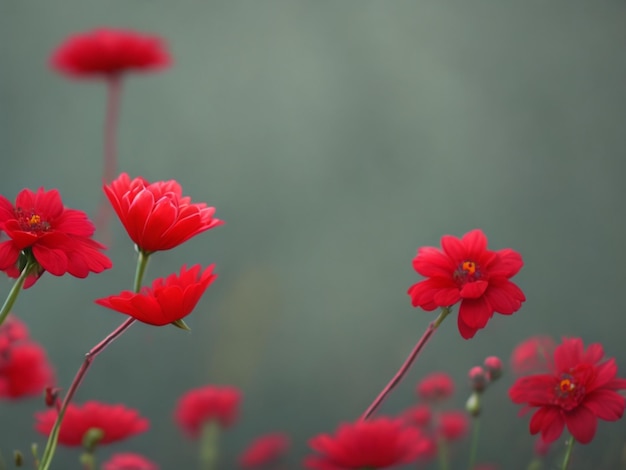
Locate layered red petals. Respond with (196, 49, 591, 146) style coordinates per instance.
(103, 173, 223, 253)
(35, 401, 148, 446)
(408, 229, 525, 339)
(174, 385, 241, 438)
(95, 264, 216, 326)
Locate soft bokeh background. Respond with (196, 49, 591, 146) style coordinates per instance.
(1, 2, 626, 469)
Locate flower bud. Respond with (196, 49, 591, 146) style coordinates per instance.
(484, 356, 503, 381)
(468, 366, 488, 393)
(465, 392, 481, 417)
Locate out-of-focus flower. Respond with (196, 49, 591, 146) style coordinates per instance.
(468, 366, 489, 393)
(103, 173, 223, 254)
(0, 188, 111, 287)
(416, 372, 454, 402)
(238, 432, 290, 468)
(407, 229, 525, 339)
(304, 417, 430, 469)
(483, 356, 503, 381)
(101, 453, 159, 470)
(0, 342, 54, 399)
(95, 264, 216, 326)
(0, 315, 29, 350)
(437, 410, 469, 441)
(174, 385, 241, 439)
(35, 401, 148, 446)
(402, 404, 432, 428)
(509, 337, 626, 444)
(511, 336, 556, 375)
(50, 28, 171, 78)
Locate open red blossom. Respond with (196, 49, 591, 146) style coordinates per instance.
(509, 337, 626, 444)
(416, 372, 454, 402)
(35, 401, 148, 446)
(0, 188, 112, 287)
(511, 336, 556, 376)
(407, 229, 525, 339)
(174, 385, 241, 439)
(0, 342, 54, 399)
(304, 418, 430, 469)
(102, 453, 159, 470)
(103, 173, 223, 253)
(239, 433, 290, 468)
(95, 264, 216, 326)
(51, 28, 170, 78)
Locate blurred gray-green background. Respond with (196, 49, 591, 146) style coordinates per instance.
(1, 2, 626, 469)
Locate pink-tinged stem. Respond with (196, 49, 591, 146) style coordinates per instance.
(360, 307, 451, 421)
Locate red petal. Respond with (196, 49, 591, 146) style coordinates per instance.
(564, 406, 597, 444)
(583, 390, 625, 421)
(458, 298, 492, 330)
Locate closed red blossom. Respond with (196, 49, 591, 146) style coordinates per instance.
(511, 336, 556, 376)
(51, 28, 171, 78)
(35, 401, 148, 446)
(0, 188, 112, 287)
(103, 173, 223, 253)
(95, 264, 216, 326)
(174, 385, 241, 439)
(304, 417, 430, 469)
(416, 372, 454, 402)
(509, 337, 626, 444)
(0, 342, 54, 399)
(239, 432, 290, 468)
(408, 229, 525, 339)
(102, 453, 159, 470)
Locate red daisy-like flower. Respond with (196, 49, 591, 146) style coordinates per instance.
(509, 337, 626, 444)
(0, 341, 54, 400)
(35, 401, 149, 446)
(102, 453, 159, 470)
(103, 173, 223, 254)
(50, 28, 171, 78)
(174, 385, 241, 439)
(437, 410, 469, 441)
(416, 372, 454, 402)
(407, 229, 525, 339)
(511, 336, 556, 376)
(95, 264, 216, 326)
(0, 188, 112, 287)
(239, 432, 290, 468)
(304, 417, 430, 469)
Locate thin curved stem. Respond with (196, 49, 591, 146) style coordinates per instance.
(468, 415, 481, 470)
(360, 307, 451, 421)
(561, 435, 575, 470)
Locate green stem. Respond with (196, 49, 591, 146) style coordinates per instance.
(468, 415, 481, 470)
(37, 252, 150, 470)
(0, 260, 34, 328)
(437, 436, 449, 470)
(561, 435, 575, 470)
(199, 420, 220, 470)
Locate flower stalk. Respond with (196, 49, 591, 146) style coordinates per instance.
(0, 260, 34, 328)
(561, 435, 575, 470)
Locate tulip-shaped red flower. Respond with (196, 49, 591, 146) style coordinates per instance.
(102, 453, 159, 470)
(509, 337, 626, 444)
(304, 417, 430, 469)
(239, 433, 290, 468)
(95, 264, 216, 326)
(174, 385, 241, 438)
(103, 173, 223, 253)
(408, 229, 525, 339)
(35, 401, 149, 446)
(0, 188, 112, 286)
(50, 28, 170, 78)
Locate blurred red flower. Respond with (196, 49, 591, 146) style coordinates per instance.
(0, 188, 111, 287)
(103, 173, 223, 254)
(437, 410, 469, 441)
(0, 342, 54, 399)
(95, 264, 216, 326)
(511, 336, 556, 375)
(304, 417, 430, 469)
(239, 432, 290, 468)
(50, 28, 171, 78)
(0, 315, 29, 350)
(509, 337, 626, 444)
(407, 229, 525, 339)
(174, 385, 241, 439)
(102, 453, 159, 470)
(402, 404, 432, 428)
(35, 401, 148, 446)
(416, 372, 454, 402)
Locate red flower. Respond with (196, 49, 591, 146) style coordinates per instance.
(174, 385, 241, 439)
(0, 315, 29, 351)
(407, 229, 525, 339)
(304, 417, 430, 469)
(0, 342, 54, 399)
(239, 433, 290, 468)
(511, 336, 556, 375)
(103, 173, 223, 253)
(51, 28, 171, 78)
(102, 453, 159, 470)
(35, 401, 149, 446)
(95, 264, 216, 326)
(416, 372, 454, 402)
(402, 404, 432, 428)
(437, 410, 469, 441)
(509, 337, 626, 444)
(0, 188, 112, 287)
